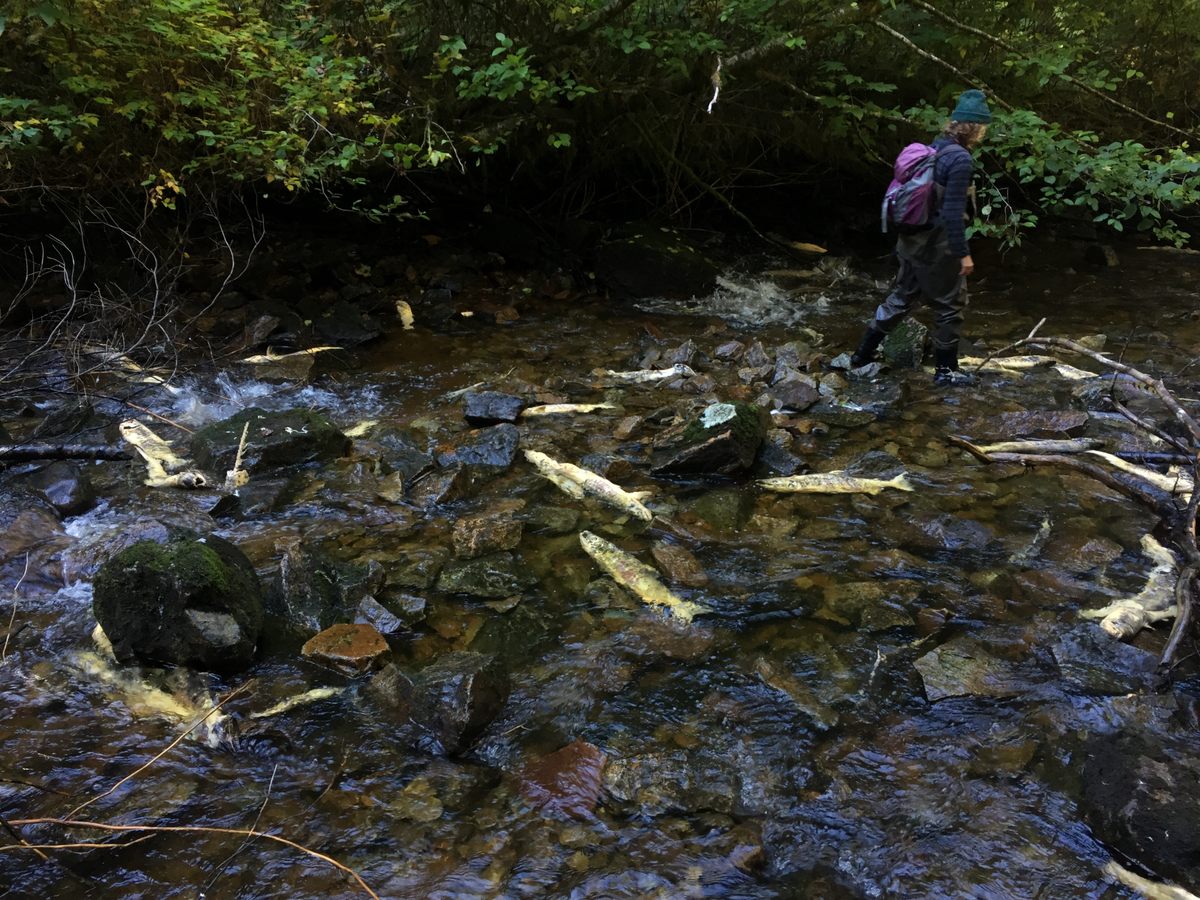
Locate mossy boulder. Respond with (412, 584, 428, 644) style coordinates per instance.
(92, 534, 264, 673)
(189, 407, 350, 473)
(652, 402, 768, 475)
(881, 319, 927, 369)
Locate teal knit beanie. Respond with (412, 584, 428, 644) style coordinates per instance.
(951, 89, 992, 124)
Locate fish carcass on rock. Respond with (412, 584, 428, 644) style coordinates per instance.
(578, 530, 710, 624)
(524, 450, 654, 522)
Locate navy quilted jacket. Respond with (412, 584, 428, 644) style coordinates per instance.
(931, 135, 974, 258)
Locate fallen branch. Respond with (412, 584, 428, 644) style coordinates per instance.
(1, 553, 30, 663)
(0, 444, 132, 463)
(1025, 336, 1200, 446)
(970, 317, 1046, 375)
(66, 681, 253, 821)
(2, 818, 379, 898)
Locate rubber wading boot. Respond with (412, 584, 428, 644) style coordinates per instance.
(933, 345, 972, 385)
(850, 327, 886, 368)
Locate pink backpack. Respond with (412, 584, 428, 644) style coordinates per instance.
(881, 143, 942, 232)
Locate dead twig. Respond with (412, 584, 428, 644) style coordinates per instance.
(2, 553, 31, 663)
(970, 317, 1046, 375)
(2, 818, 379, 898)
(66, 681, 253, 820)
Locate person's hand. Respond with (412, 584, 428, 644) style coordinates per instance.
(960, 255, 975, 277)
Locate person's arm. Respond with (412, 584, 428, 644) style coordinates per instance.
(940, 149, 974, 272)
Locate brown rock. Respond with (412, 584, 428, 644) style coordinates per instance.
(302, 623, 389, 674)
(965, 411, 1090, 441)
(452, 511, 523, 559)
(651, 541, 709, 588)
(519, 740, 608, 817)
(614, 416, 643, 441)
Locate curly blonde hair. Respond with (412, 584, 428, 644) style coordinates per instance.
(943, 120, 988, 148)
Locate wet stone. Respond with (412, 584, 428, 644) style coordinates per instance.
(355, 595, 411, 635)
(523, 505, 580, 536)
(806, 405, 876, 429)
(191, 407, 351, 472)
(652, 402, 768, 476)
(651, 541, 709, 588)
(273, 543, 383, 632)
(23, 461, 95, 517)
(714, 340, 745, 361)
(387, 548, 449, 591)
(369, 652, 510, 755)
(818, 581, 915, 631)
(374, 427, 435, 482)
(92, 534, 264, 673)
(578, 452, 635, 481)
(32, 398, 94, 439)
(435, 423, 520, 469)
(745, 341, 772, 368)
(1051, 624, 1157, 695)
(1081, 731, 1200, 887)
(965, 410, 1090, 440)
(666, 339, 698, 366)
(772, 377, 821, 413)
(613, 416, 643, 441)
(758, 428, 806, 476)
(519, 740, 608, 818)
(452, 511, 523, 559)
(463, 391, 525, 426)
(881, 318, 927, 368)
(301, 623, 389, 674)
(914, 636, 1031, 701)
(436, 551, 537, 598)
(409, 466, 476, 506)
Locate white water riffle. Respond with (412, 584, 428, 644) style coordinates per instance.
(633, 271, 847, 329)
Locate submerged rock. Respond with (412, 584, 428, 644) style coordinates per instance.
(301, 623, 389, 674)
(92, 534, 264, 673)
(435, 423, 520, 470)
(452, 510, 523, 559)
(651, 541, 709, 588)
(652, 402, 767, 475)
(913, 636, 1031, 701)
(463, 391, 525, 426)
(369, 652, 510, 755)
(519, 739, 608, 818)
(1050, 624, 1157, 695)
(965, 410, 1090, 441)
(1081, 731, 1200, 886)
(190, 407, 351, 472)
(436, 551, 536, 598)
(273, 543, 384, 632)
(23, 461, 96, 517)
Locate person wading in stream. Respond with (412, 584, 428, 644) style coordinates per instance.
(849, 89, 992, 385)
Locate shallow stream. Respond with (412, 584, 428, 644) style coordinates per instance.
(3, 245, 1200, 898)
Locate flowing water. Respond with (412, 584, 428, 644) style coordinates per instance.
(3, 245, 1200, 898)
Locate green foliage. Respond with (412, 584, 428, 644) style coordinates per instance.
(2, 0, 1200, 244)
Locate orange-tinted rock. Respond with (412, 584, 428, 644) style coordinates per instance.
(519, 740, 607, 818)
(301, 623, 388, 673)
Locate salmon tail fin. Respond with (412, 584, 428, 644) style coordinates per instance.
(891, 473, 916, 492)
(673, 600, 713, 625)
